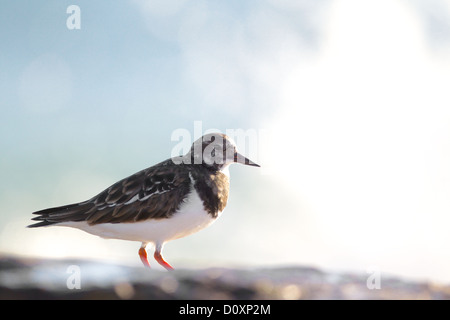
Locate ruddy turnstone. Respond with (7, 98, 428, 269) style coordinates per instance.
(28, 133, 259, 270)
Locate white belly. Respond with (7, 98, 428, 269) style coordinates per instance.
(58, 189, 219, 245)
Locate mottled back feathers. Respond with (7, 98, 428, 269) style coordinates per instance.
(29, 159, 230, 227)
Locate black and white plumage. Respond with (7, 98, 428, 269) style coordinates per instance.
(28, 133, 259, 270)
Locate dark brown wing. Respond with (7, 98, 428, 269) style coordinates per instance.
(29, 159, 192, 227)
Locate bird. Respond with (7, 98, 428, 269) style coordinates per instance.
(28, 133, 260, 270)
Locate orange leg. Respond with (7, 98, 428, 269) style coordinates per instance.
(139, 244, 151, 268)
(154, 243, 174, 271)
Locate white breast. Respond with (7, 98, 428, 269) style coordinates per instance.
(58, 188, 219, 245)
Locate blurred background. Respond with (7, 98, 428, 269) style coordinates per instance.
(1, 0, 450, 284)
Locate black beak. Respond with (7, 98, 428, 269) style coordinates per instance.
(234, 152, 260, 167)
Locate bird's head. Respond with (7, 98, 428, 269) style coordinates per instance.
(186, 133, 260, 171)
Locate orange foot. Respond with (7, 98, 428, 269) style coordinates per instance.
(139, 246, 151, 268)
(154, 249, 174, 271)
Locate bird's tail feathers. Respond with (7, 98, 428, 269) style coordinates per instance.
(28, 202, 93, 228)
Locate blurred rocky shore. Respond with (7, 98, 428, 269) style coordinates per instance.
(0, 255, 449, 300)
